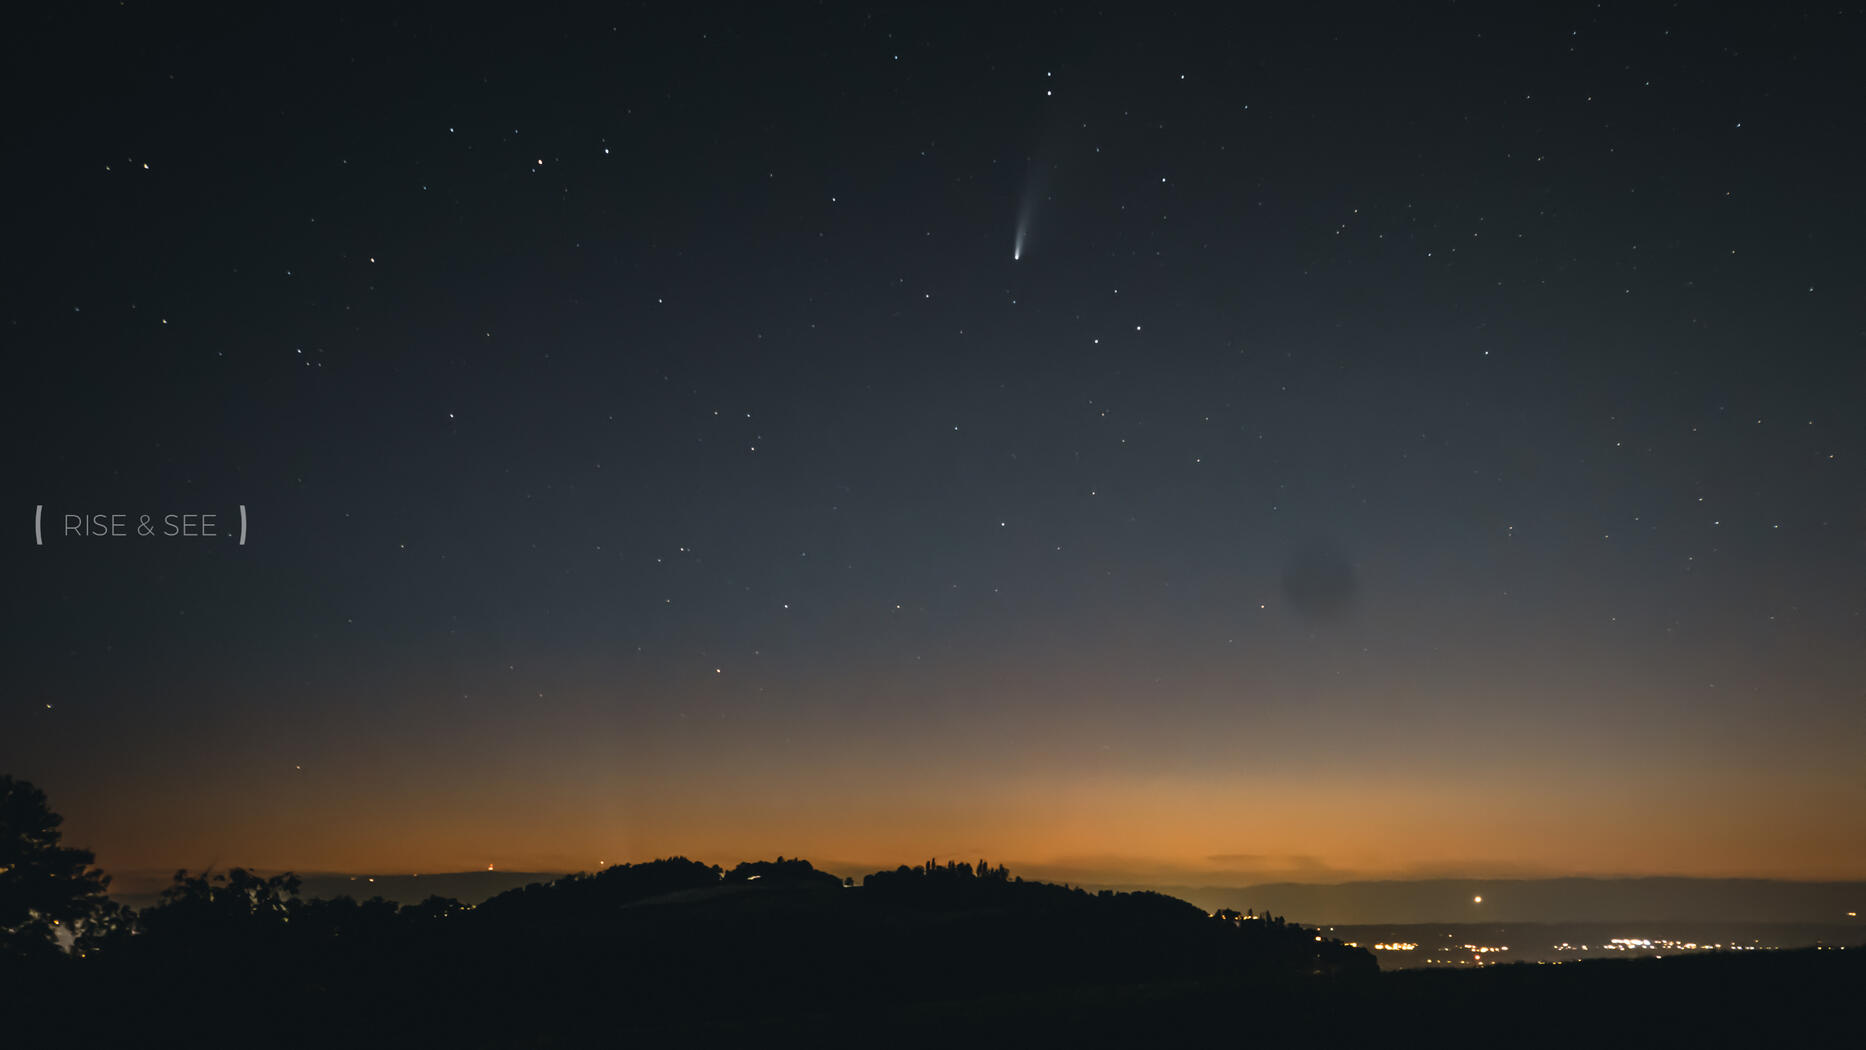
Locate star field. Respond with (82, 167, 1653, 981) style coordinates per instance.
(6, 4, 1863, 883)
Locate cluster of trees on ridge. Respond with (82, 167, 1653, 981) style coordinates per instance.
(2, 773, 1336, 971)
(11, 772, 1857, 1044)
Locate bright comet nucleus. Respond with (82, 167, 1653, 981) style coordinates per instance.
(1012, 191, 1032, 261)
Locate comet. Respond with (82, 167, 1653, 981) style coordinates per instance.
(1013, 156, 1043, 260)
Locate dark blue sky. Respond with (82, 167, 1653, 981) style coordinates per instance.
(7, 3, 1862, 882)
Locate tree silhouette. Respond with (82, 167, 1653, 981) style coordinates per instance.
(0, 774, 113, 961)
(135, 866, 302, 952)
(725, 856, 840, 886)
(70, 899, 137, 959)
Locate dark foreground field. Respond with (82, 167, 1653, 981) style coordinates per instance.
(631, 946, 1860, 1046)
(9, 858, 1858, 1047)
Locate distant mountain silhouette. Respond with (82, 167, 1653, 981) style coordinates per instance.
(103, 868, 566, 911)
(1138, 878, 1866, 924)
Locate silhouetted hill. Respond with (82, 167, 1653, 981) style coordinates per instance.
(15, 857, 1373, 1044)
(15, 857, 1859, 1046)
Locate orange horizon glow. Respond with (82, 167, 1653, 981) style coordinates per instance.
(28, 645, 1866, 891)
(55, 751, 1866, 889)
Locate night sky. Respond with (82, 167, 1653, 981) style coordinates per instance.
(8, 5, 1863, 887)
